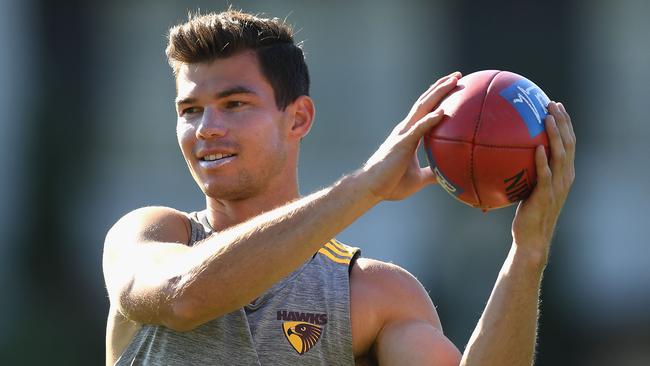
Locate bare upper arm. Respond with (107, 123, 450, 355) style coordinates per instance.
(350, 258, 461, 365)
(102, 206, 191, 326)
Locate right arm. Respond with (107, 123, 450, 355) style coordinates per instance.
(102, 72, 461, 332)
(103, 175, 379, 331)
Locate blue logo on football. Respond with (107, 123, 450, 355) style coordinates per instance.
(499, 79, 550, 138)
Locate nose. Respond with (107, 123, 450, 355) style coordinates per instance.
(196, 107, 227, 140)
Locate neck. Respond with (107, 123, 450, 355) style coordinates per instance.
(204, 182, 300, 232)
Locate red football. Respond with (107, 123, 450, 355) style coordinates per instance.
(424, 70, 551, 211)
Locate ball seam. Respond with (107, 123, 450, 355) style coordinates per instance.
(471, 70, 502, 208)
(430, 136, 540, 149)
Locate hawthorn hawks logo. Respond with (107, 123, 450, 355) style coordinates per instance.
(277, 310, 327, 355)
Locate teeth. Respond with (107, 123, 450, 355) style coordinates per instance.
(203, 153, 233, 161)
(204, 154, 222, 161)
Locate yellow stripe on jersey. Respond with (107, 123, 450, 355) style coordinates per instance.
(318, 248, 351, 265)
(324, 242, 353, 258)
(331, 239, 352, 253)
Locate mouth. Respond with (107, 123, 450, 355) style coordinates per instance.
(198, 153, 237, 169)
(201, 153, 236, 162)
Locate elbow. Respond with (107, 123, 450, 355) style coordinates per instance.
(120, 274, 238, 332)
(162, 298, 206, 332)
(118, 280, 205, 332)
(163, 317, 199, 333)
(115, 294, 201, 332)
(163, 292, 237, 332)
(158, 274, 208, 332)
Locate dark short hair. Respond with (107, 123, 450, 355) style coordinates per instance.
(166, 10, 310, 110)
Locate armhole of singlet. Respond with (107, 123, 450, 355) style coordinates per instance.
(197, 210, 213, 232)
(348, 250, 362, 276)
(185, 211, 211, 247)
(181, 212, 192, 246)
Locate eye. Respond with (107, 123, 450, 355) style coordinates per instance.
(224, 100, 246, 109)
(180, 106, 203, 116)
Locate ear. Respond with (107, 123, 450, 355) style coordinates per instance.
(287, 95, 315, 139)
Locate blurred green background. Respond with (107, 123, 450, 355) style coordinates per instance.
(1, 0, 649, 364)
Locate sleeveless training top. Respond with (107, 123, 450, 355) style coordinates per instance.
(115, 211, 361, 366)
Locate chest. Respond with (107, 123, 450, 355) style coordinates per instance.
(242, 259, 356, 364)
(114, 256, 360, 366)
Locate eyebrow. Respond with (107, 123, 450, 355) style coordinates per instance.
(175, 86, 258, 106)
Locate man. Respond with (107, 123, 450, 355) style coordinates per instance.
(103, 10, 575, 366)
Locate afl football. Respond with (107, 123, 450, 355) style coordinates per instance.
(424, 70, 551, 211)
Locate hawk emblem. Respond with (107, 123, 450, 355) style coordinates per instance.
(282, 321, 323, 355)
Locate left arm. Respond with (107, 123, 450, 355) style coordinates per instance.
(460, 101, 575, 365)
(364, 102, 575, 365)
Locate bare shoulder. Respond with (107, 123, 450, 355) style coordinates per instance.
(350, 258, 461, 364)
(350, 257, 441, 328)
(102, 206, 192, 306)
(350, 257, 442, 359)
(104, 206, 191, 248)
(103, 207, 193, 365)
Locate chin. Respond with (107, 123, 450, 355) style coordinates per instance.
(200, 180, 260, 201)
(194, 165, 282, 202)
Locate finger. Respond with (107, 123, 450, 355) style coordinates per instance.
(557, 102, 576, 158)
(406, 109, 445, 141)
(552, 102, 573, 153)
(557, 102, 576, 139)
(534, 145, 552, 193)
(415, 72, 459, 104)
(409, 76, 458, 126)
(545, 109, 565, 186)
(556, 102, 576, 187)
(423, 71, 462, 98)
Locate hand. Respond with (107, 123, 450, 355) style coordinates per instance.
(361, 72, 461, 201)
(511, 101, 576, 262)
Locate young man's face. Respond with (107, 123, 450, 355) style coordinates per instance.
(175, 51, 293, 201)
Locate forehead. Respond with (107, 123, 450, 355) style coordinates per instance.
(175, 51, 272, 98)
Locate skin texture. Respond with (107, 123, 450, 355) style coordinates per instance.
(103, 50, 575, 366)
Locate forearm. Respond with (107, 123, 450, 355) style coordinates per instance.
(459, 100, 575, 365)
(460, 244, 547, 366)
(169, 170, 379, 328)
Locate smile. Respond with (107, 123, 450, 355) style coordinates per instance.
(198, 154, 236, 169)
(202, 153, 235, 162)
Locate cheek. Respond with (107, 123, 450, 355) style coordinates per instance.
(254, 128, 284, 156)
(176, 122, 195, 153)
